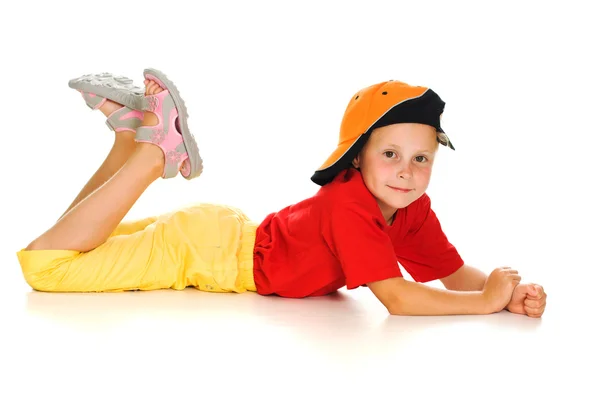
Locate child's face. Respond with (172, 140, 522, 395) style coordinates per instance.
(352, 123, 438, 223)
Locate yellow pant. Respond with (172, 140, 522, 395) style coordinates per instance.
(16, 203, 258, 293)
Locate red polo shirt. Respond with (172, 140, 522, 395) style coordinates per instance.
(252, 168, 464, 298)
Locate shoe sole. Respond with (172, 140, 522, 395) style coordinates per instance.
(68, 73, 145, 110)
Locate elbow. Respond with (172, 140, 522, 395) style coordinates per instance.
(388, 309, 408, 316)
(386, 299, 411, 316)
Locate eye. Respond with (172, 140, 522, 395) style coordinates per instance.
(384, 151, 396, 159)
(415, 155, 428, 163)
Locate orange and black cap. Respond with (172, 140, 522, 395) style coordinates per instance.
(311, 80, 455, 186)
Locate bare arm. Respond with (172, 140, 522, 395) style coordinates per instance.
(367, 264, 521, 316)
(441, 264, 514, 310)
(440, 264, 487, 291)
(368, 276, 489, 316)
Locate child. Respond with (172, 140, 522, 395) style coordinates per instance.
(17, 69, 547, 317)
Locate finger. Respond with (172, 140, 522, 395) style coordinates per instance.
(525, 304, 545, 315)
(524, 298, 542, 308)
(534, 284, 545, 293)
(535, 284, 544, 293)
(524, 304, 539, 312)
(527, 312, 543, 318)
(535, 285, 546, 299)
(527, 289, 546, 300)
(523, 284, 537, 297)
(523, 297, 546, 307)
(526, 310, 544, 318)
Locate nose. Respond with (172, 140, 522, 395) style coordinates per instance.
(396, 161, 413, 180)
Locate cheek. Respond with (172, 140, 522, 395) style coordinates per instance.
(415, 166, 433, 184)
(363, 160, 393, 191)
(369, 157, 396, 174)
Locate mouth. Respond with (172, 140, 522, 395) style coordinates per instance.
(388, 186, 413, 193)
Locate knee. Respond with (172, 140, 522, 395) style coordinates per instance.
(25, 239, 49, 251)
(24, 274, 50, 292)
(20, 261, 65, 292)
(18, 244, 68, 292)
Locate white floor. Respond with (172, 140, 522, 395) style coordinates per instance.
(1, 255, 595, 399)
(3, 1, 599, 398)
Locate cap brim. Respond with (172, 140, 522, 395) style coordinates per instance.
(317, 136, 362, 171)
(311, 134, 369, 186)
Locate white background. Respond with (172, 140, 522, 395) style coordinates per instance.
(1, 0, 599, 398)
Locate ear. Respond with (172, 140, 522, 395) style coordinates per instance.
(351, 154, 361, 169)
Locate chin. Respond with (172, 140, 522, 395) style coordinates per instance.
(387, 194, 419, 209)
(393, 200, 414, 209)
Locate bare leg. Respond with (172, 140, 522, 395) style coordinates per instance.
(59, 101, 136, 219)
(26, 79, 168, 253)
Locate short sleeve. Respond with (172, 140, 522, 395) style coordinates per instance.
(325, 202, 403, 290)
(395, 194, 464, 282)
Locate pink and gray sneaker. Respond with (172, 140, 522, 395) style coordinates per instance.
(135, 68, 203, 180)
